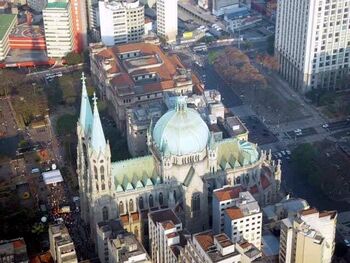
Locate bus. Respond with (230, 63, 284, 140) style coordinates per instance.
(193, 44, 208, 53)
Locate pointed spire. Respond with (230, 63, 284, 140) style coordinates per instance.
(91, 93, 106, 153)
(79, 72, 93, 136)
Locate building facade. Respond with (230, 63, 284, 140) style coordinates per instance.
(0, 238, 28, 263)
(49, 223, 78, 263)
(279, 208, 337, 263)
(156, 0, 178, 43)
(43, 0, 74, 57)
(275, 0, 350, 92)
(99, 0, 145, 46)
(223, 192, 262, 249)
(70, 0, 88, 53)
(0, 14, 17, 61)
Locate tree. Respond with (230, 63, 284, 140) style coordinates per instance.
(65, 51, 83, 65)
(213, 47, 266, 88)
(256, 54, 279, 71)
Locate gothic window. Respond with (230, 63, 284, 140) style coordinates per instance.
(102, 206, 108, 221)
(159, 192, 163, 206)
(101, 183, 105, 190)
(96, 183, 99, 191)
(94, 166, 98, 180)
(139, 197, 144, 210)
(100, 166, 105, 181)
(191, 194, 200, 212)
(119, 201, 124, 215)
(173, 190, 177, 202)
(134, 226, 139, 238)
(149, 194, 154, 208)
(129, 199, 134, 212)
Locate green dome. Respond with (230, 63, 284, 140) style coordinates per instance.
(153, 98, 209, 156)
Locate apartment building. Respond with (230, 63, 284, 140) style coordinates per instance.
(99, 0, 144, 46)
(43, 0, 74, 57)
(27, 0, 47, 11)
(275, 0, 350, 92)
(279, 208, 337, 263)
(223, 192, 262, 249)
(156, 0, 178, 43)
(70, 0, 88, 53)
(48, 224, 78, 263)
(0, 238, 28, 263)
(96, 219, 150, 263)
(0, 14, 17, 61)
(148, 208, 186, 263)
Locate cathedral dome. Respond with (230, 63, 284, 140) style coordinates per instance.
(153, 97, 210, 156)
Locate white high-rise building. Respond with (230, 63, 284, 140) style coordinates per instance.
(43, 0, 74, 58)
(99, 0, 145, 46)
(279, 208, 337, 263)
(275, 0, 350, 93)
(156, 0, 178, 43)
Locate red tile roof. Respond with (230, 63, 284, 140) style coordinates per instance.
(225, 207, 244, 220)
(195, 231, 214, 252)
(214, 186, 243, 202)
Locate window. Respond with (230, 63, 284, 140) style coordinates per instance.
(129, 199, 134, 212)
(159, 192, 164, 206)
(139, 197, 144, 210)
(102, 206, 108, 221)
(119, 201, 124, 215)
(149, 194, 154, 208)
(191, 194, 200, 212)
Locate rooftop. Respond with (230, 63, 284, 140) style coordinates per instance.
(213, 185, 243, 202)
(225, 207, 244, 220)
(148, 208, 181, 225)
(46, 1, 68, 9)
(194, 231, 239, 262)
(91, 42, 193, 96)
(0, 238, 28, 263)
(0, 14, 16, 40)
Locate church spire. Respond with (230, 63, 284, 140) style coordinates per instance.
(79, 72, 93, 136)
(91, 93, 106, 153)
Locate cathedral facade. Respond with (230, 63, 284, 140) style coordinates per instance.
(76, 74, 282, 242)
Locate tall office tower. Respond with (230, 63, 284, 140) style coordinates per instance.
(43, 0, 74, 58)
(99, 0, 145, 46)
(279, 208, 337, 263)
(70, 0, 88, 53)
(156, 0, 178, 43)
(275, 0, 350, 93)
(86, 0, 99, 30)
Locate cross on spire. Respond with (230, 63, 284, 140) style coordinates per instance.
(81, 72, 86, 85)
(92, 92, 98, 108)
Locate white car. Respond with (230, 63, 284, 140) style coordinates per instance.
(322, 123, 329, 128)
(294, 128, 302, 133)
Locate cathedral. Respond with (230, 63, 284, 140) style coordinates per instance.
(76, 73, 282, 243)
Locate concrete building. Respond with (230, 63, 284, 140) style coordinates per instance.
(126, 101, 163, 157)
(140, 0, 156, 8)
(279, 208, 337, 263)
(89, 42, 197, 132)
(48, 223, 78, 263)
(43, 0, 74, 58)
(263, 196, 310, 223)
(222, 192, 262, 249)
(0, 238, 28, 263)
(212, 172, 278, 236)
(0, 14, 17, 61)
(148, 209, 186, 263)
(235, 241, 262, 263)
(27, 0, 47, 11)
(96, 219, 150, 263)
(156, 0, 178, 43)
(212, 0, 251, 16)
(275, 0, 350, 92)
(70, 0, 88, 53)
(99, 0, 145, 46)
(86, 0, 99, 30)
